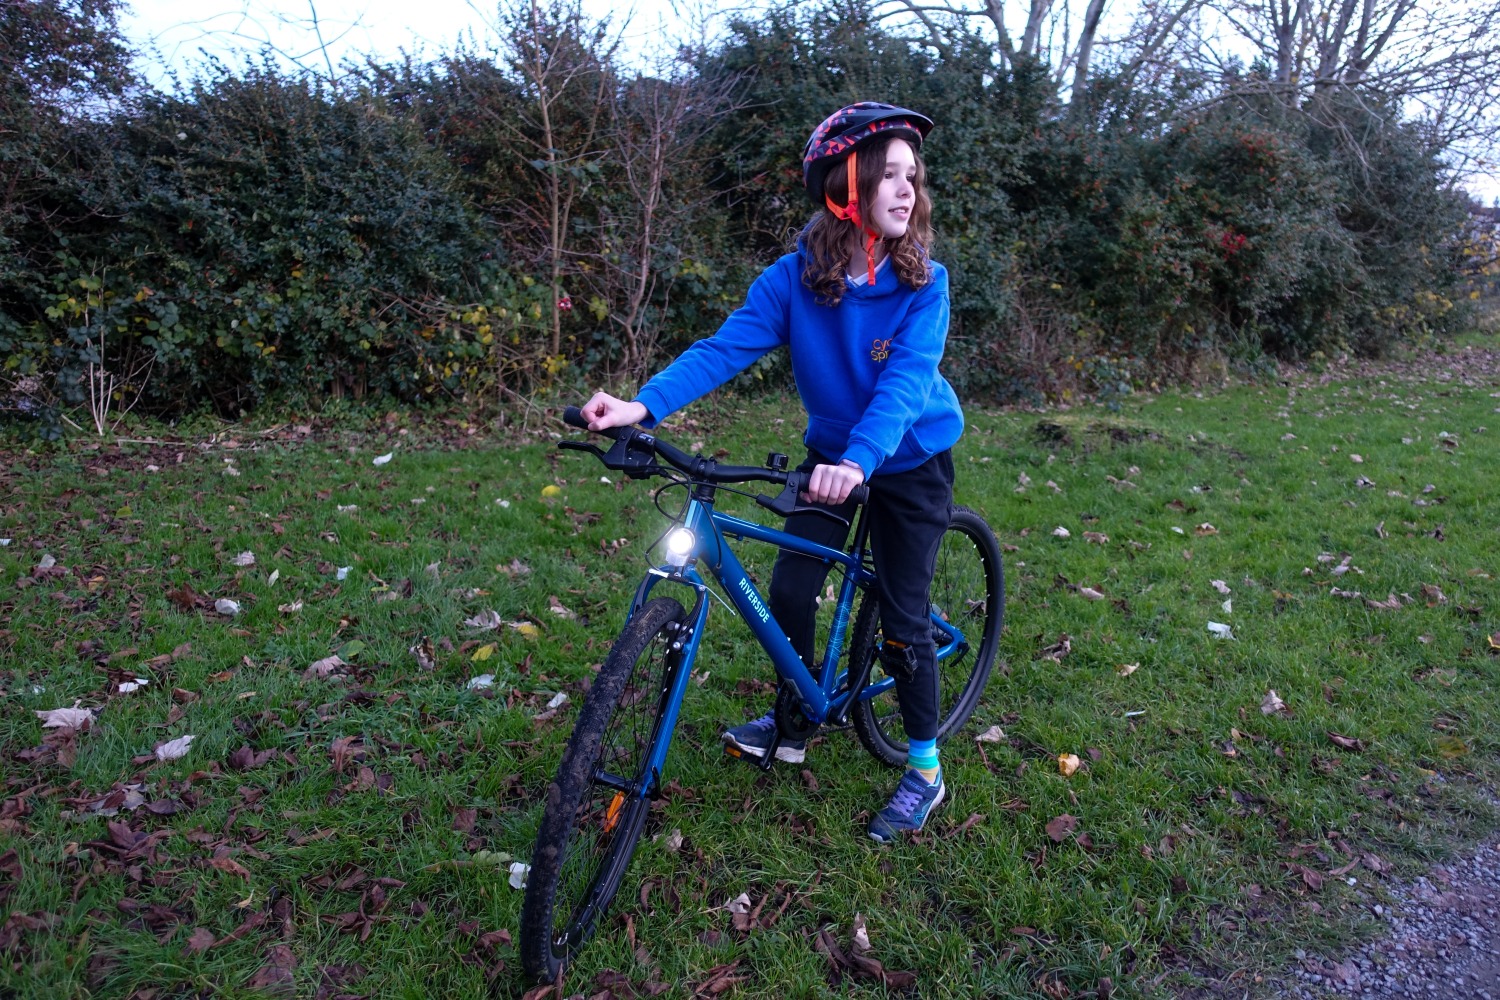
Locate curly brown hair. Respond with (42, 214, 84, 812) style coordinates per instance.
(796, 138, 934, 307)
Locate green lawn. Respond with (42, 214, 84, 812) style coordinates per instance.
(2, 350, 1497, 999)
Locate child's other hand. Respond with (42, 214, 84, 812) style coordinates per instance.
(582, 392, 649, 431)
(802, 460, 864, 505)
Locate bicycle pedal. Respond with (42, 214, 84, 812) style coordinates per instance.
(722, 743, 779, 772)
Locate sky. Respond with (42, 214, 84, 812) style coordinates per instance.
(119, 1, 1497, 203)
(120, 0, 720, 80)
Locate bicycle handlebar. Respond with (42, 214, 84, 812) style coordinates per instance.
(560, 406, 869, 513)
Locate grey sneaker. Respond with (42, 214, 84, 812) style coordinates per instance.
(722, 712, 806, 763)
(867, 769, 946, 843)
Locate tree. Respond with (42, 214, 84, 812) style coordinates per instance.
(497, 0, 618, 360)
(872, 0, 1207, 99)
(1190, 0, 1500, 170)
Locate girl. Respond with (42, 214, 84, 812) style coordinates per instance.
(581, 101, 963, 843)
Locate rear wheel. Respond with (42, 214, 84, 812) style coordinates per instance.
(850, 505, 1004, 767)
(519, 597, 687, 983)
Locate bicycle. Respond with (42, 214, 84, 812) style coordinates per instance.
(519, 407, 1005, 983)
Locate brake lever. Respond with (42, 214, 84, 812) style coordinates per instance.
(558, 440, 607, 459)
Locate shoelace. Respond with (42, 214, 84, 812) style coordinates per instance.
(886, 775, 929, 818)
(747, 714, 777, 732)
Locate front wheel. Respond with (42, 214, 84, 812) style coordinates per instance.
(850, 504, 1004, 767)
(519, 597, 687, 984)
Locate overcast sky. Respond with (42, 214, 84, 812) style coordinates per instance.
(120, 1, 1496, 203)
(120, 0, 726, 80)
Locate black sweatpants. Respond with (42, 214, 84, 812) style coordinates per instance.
(767, 449, 955, 741)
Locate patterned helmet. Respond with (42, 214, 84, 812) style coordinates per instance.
(802, 102, 934, 205)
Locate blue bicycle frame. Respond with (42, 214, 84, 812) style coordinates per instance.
(623, 486, 968, 787)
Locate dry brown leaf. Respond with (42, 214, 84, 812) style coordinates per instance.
(1260, 690, 1289, 716)
(1045, 814, 1078, 842)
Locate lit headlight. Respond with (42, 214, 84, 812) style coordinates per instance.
(664, 527, 695, 567)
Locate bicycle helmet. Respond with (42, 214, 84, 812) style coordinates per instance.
(802, 102, 934, 285)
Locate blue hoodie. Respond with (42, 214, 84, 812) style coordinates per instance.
(634, 250, 963, 476)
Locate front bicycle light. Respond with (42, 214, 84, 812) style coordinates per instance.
(663, 526, 696, 568)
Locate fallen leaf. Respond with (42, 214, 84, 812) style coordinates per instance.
(1210, 579, 1230, 595)
(1195, 523, 1218, 535)
(247, 944, 297, 991)
(1039, 634, 1071, 661)
(1077, 586, 1106, 601)
(1057, 754, 1081, 777)
(1116, 663, 1139, 677)
(1364, 593, 1402, 611)
(1260, 690, 1288, 716)
(1326, 732, 1366, 752)
(1083, 531, 1109, 545)
(463, 610, 504, 631)
(466, 674, 495, 690)
(852, 913, 872, 953)
(372, 452, 393, 466)
(663, 829, 683, 853)
(231, 551, 256, 567)
(1420, 584, 1446, 606)
(183, 927, 216, 955)
(471, 643, 497, 662)
(547, 595, 577, 619)
(1051, 526, 1071, 539)
(975, 725, 1007, 742)
(35, 705, 94, 729)
(155, 734, 196, 761)
(214, 598, 241, 615)
(1045, 814, 1078, 842)
(1292, 864, 1325, 891)
(303, 655, 348, 680)
(210, 856, 251, 880)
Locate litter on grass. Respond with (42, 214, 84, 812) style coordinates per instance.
(1207, 621, 1234, 639)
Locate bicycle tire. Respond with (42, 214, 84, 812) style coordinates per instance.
(850, 504, 1005, 768)
(520, 596, 687, 983)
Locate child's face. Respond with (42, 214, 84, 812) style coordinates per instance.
(867, 139, 918, 240)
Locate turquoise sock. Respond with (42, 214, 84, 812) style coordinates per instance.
(907, 738, 940, 781)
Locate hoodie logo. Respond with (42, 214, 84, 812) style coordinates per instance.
(870, 338, 891, 362)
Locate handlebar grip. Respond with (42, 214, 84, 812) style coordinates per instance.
(562, 405, 626, 440)
(849, 483, 870, 505)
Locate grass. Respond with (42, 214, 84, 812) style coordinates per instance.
(1, 348, 1498, 1000)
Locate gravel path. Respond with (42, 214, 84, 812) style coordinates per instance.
(1271, 833, 1500, 999)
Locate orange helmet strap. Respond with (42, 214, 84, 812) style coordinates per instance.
(822, 152, 882, 286)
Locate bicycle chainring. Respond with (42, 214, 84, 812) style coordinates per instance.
(773, 682, 819, 741)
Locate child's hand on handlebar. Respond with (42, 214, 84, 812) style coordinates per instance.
(582, 392, 649, 432)
(802, 460, 865, 505)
